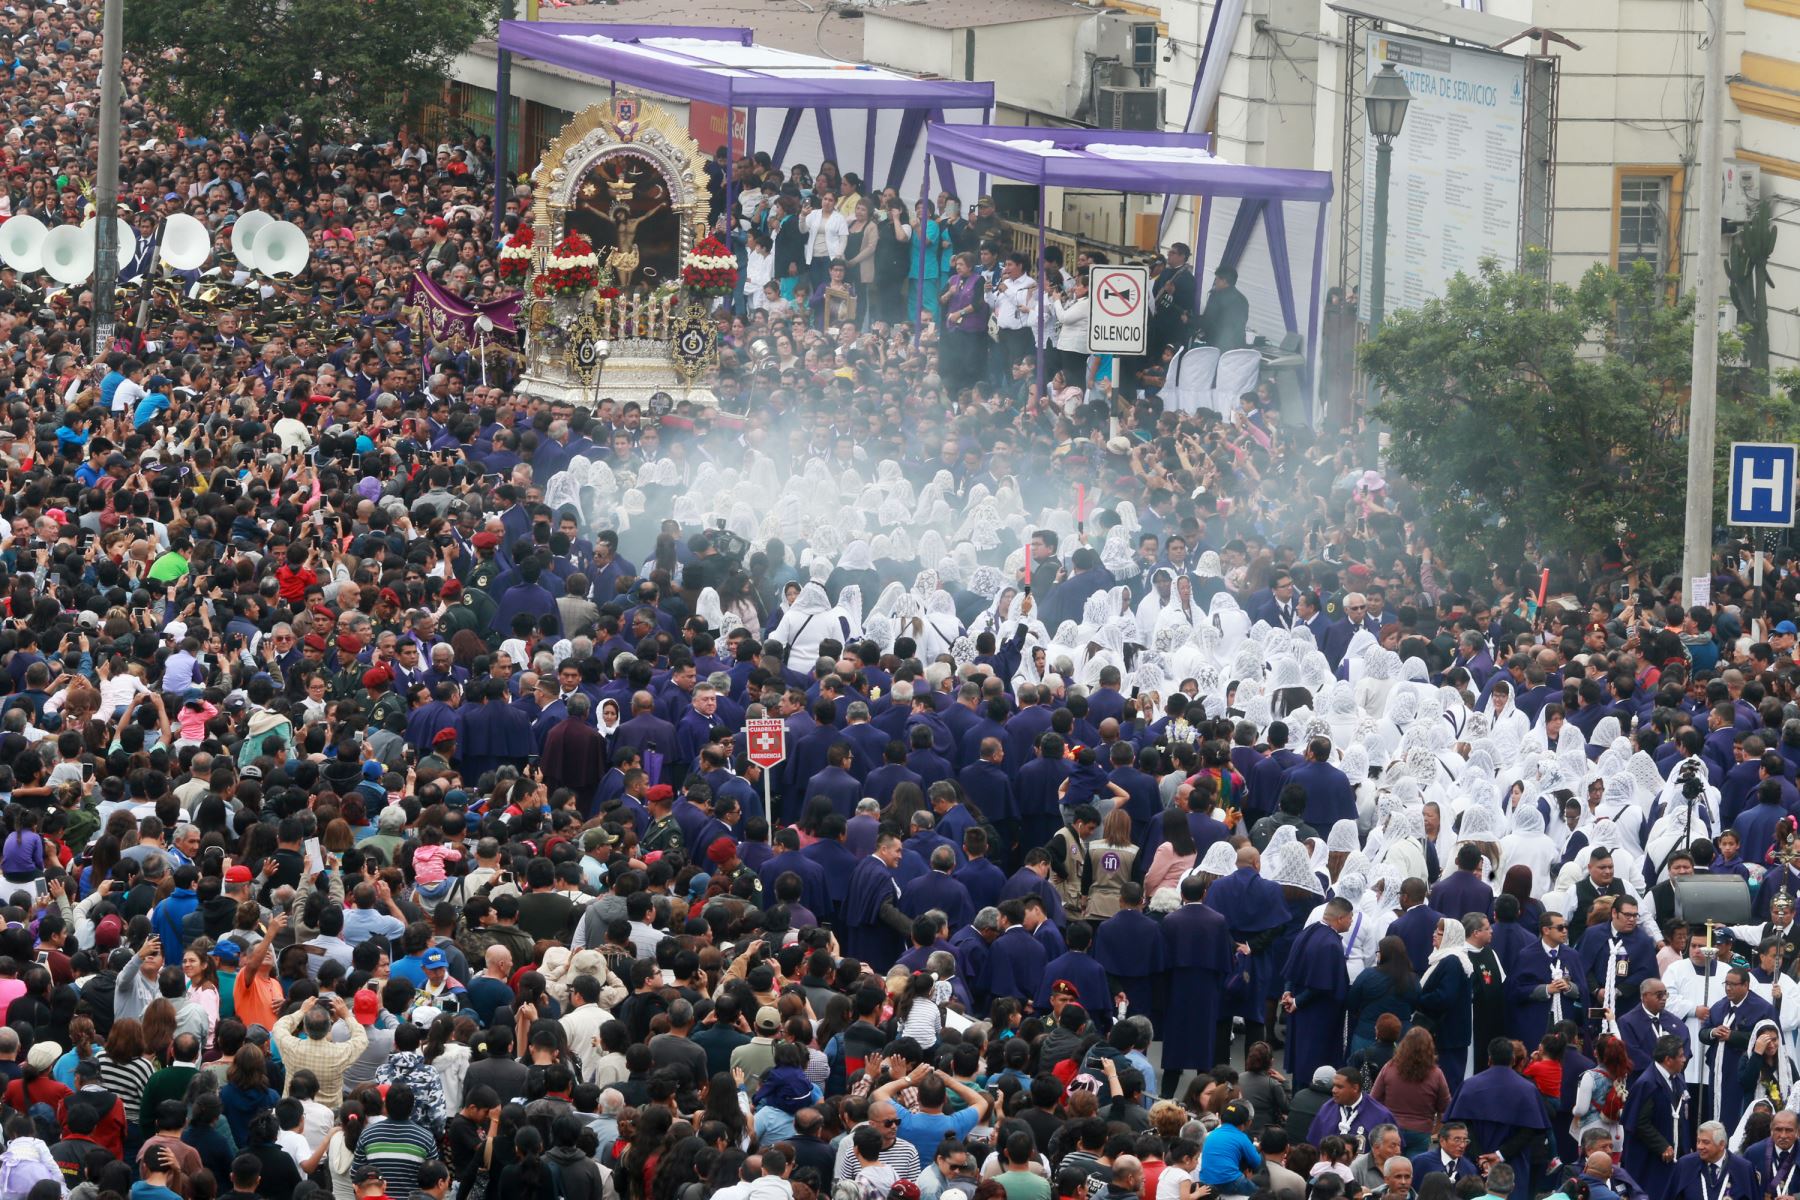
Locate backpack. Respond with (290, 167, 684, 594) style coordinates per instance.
(0, 1140, 62, 1200)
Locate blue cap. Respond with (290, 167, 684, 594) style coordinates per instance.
(1778, 621, 1798, 635)
(422, 947, 449, 971)
(363, 761, 384, 780)
(212, 939, 242, 964)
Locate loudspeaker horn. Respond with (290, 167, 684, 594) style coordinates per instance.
(249, 220, 310, 276)
(229, 211, 273, 264)
(0, 215, 47, 273)
(159, 213, 211, 271)
(81, 216, 137, 270)
(40, 224, 94, 285)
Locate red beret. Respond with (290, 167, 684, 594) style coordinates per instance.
(706, 838, 738, 865)
(379, 587, 403, 608)
(645, 784, 674, 803)
(471, 532, 501, 550)
(337, 635, 363, 655)
(303, 634, 327, 651)
(433, 727, 457, 746)
(363, 667, 393, 689)
(440, 579, 462, 599)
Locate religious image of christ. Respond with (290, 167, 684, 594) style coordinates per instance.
(565, 153, 680, 289)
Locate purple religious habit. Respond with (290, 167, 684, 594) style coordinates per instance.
(841, 854, 903, 972)
(1304, 1094, 1395, 1153)
(1158, 900, 1233, 1072)
(1428, 869, 1495, 920)
(1442, 1064, 1550, 1200)
(1093, 907, 1167, 1020)
(1205, 866, 1288, 1021)
(1281, 919, 1350, 1087)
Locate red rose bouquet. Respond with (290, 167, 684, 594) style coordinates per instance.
(498, 225, 534, 281)
(542, 230, 599, 295)
(681, 236, 736, 296)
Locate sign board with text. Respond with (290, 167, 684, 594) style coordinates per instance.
(1087, 264, 1149, 355)
(745, 718, 787, 769)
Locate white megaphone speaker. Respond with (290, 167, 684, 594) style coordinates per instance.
(159, 212, 211, 271)
(81, 216, 137, 270)
(229, 210, 273, 264)
(0, 215, 47, 273)
(40, 224, 94, 285)
(250, 220, 309, 276)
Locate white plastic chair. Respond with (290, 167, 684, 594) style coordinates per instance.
(1175, 344, 1220, 415)
(1158, 346, 1188, 409)
(1210, 348, 1263, 418)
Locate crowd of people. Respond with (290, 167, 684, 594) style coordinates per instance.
(0, 11, 1792, 1200)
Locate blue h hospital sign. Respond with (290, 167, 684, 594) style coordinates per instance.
(1729, 442, 1798, 528)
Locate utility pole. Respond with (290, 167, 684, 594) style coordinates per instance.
(1682, 0, 1728, 594)
(91, 0, 123, 355)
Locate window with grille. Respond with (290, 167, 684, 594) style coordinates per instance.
(1616, 174, 1672, 276)
(1132, 24, 1157, 86)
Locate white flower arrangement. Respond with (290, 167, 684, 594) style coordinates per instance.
(547, 245, 600, 271)
(499, 239, 533, 265)
(683, 250, 736, 272)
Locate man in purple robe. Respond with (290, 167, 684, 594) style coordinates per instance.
(1621, 1033, 1688, 1200)
(1016, 733, 1072, 856)
(1442, 1038, 1552, 1200)
(1036, 921, 1114, 1021)
(1429, 845, 1495, 919)
(801, 813, 859, 914)
(954, 829, 1008, 913)
(1305, 1068, 1396, 1151)
(1093, 882, 1165, 1020)
(1280, 737, 1357, 829)
(984, 899, 1048, 1000)
(1205, 844, 1290, 1055)
(1160, 874, 1234, 1098)
(802, 743, 862, 820)
(899, 847, 976, 931)
(759, 828, 833, 920)
(998, 851, 1066, 926)
(1388, 881, 1446, 977)
(841, 832, 911, 972)
(1280, 898, 1353, 1088)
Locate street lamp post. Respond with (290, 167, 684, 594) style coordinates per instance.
(1365, 62, 1412, 334)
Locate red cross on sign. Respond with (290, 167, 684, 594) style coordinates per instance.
(746, 718, 787, 768)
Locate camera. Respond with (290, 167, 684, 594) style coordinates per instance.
(700, 518, 748, 564)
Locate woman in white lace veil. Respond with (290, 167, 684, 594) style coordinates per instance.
(1135, 568, 1177, 642)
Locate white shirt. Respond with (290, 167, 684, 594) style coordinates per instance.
(993, 273, 1038, 331)
(113, 377, 146, 415)
(1663, 956, 1732, 1081)
(802, 209, 849, 263)
(1052, 293, 1091, 353)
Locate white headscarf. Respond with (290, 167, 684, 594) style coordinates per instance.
(1266, 841, 1323, 895)
(1420, 917, 1474, 987)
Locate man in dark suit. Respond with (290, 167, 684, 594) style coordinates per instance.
(1617, 976, 1689, 1077)
(1198, 263, 1250, 349)
(613, 689, 679, 785)
(1148, 242, 1197, 360)
(1410, 1121, 1481, 1187)
(1254, 570, 1302, 630)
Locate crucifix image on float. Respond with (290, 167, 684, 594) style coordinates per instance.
(565, 150, 681, 290)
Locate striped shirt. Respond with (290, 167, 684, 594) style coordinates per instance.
(94, 1051, 157, 1125)
(350, 1116, 438, 1197)
(833, 1125, 922, 1181)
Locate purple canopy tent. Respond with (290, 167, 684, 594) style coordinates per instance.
(924, 123, 1334, 420)
(492, 22, 995, 238)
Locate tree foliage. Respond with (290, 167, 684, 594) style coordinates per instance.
(125, 0, 505, 141)
(1361, 255, 1795, 574)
